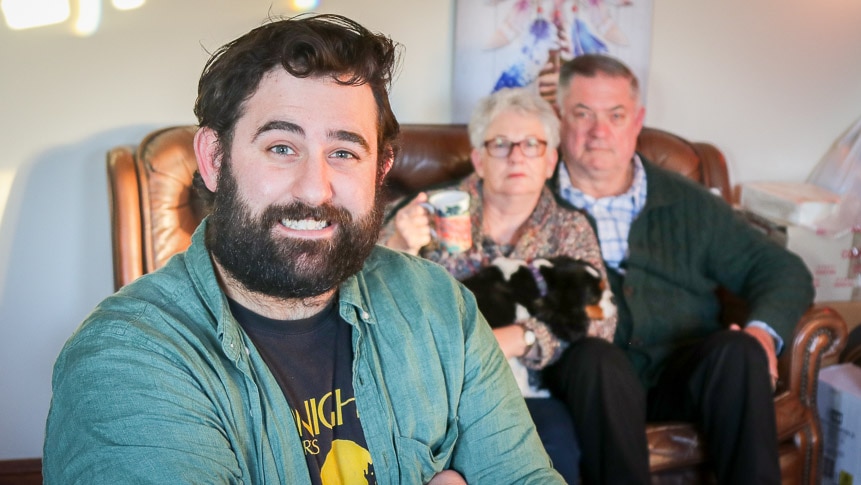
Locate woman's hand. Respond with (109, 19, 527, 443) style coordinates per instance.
(385, 192, 432, 255)
(492, 324, 530, 359)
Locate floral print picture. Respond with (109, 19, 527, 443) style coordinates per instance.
(453, 0, 653, 122)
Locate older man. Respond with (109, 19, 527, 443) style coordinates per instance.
(43, 14, 563, 485)
(545, 54, 814, 484)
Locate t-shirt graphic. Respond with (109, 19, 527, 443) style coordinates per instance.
(321, 439, 373, 484)
(230, 298, 376, 485)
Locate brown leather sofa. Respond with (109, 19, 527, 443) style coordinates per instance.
(107, 124, 848, 484)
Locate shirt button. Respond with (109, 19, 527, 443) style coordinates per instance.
(361, 310, 370, 320)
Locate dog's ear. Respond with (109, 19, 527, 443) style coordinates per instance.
(462, 266, 517, 328)
(508, 266, 542, 307)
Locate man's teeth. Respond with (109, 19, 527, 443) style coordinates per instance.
(281, 219, 329, 230)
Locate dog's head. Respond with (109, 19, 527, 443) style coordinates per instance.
(507, 256, 615, 342)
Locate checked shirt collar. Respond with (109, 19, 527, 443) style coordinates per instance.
(557, 155, 647, 272)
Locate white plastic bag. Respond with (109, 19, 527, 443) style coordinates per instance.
(806, 116, 861, 235)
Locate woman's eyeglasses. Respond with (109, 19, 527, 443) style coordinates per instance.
(483, 136, 548, 158)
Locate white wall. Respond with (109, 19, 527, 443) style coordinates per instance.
(646, 0, 861, 185)
(1, 0, 860, 459)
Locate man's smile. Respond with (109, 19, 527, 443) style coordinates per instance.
(280, 218, 332, 231)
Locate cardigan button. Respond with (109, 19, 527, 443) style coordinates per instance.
(623, 286, 634, 297)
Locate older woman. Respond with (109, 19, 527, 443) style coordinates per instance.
(384, 87, 615, 482)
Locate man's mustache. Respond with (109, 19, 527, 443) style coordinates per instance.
(262, 201, 353, 226)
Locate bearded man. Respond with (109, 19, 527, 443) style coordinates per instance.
(43, 14, 563, 485)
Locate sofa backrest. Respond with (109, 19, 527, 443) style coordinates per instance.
(107, 124, 730, 289)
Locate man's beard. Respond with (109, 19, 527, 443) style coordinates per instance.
(205, 159, 385, 300)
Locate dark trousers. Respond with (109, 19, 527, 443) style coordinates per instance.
(543, 331, 781, 485)
(526, 397, 580, 484)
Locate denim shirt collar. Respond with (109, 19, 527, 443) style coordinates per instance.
(183, 219, 242, 361)
(183, 219, 378, 363)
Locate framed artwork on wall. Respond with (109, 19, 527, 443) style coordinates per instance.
(452, 0, 654, 122)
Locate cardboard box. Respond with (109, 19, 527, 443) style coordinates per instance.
(740, 181, 840, 226)
(787, 225, 861, 302)
(818, 363, 861, 484)
(824, 301, 861, 334)
(740, 210, 860, 302)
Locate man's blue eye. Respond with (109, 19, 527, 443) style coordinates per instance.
(332, 150, 356, 159)
(271, 145, 294, 155)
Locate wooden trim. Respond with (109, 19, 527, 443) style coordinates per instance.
(0, 458, 42, 485)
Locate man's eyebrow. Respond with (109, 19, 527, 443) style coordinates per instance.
(574, 103, 627, 112)
(252, 122, 370, 151)
(330, 129, 371, 152)
(254, 120, 304, 140)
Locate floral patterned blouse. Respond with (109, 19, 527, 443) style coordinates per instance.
(382, 173, 617, 364)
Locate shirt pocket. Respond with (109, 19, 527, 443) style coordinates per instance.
(393, 423, 459, 483)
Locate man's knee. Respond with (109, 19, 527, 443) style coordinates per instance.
(700, 330, 770, 376)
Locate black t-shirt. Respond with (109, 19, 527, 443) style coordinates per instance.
(230, 298, 376, 484)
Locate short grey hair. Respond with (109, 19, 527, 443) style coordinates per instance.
(468, 87, 560, 151)
(557, 54, 640, 113)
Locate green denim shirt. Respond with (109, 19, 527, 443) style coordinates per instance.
(44, 220, 562, 485)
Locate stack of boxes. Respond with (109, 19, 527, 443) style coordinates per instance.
(739, 181, 860, 303)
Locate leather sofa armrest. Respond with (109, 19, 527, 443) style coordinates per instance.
(780, 305, 848, 406)
(107, 145, 144, 290)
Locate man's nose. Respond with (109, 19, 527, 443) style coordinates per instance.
(292, 156, 334, 205)
(589, 116, 610, 137)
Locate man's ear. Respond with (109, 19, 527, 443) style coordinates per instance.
(194, 127, 221, 192)
(381, 145, 395, 177)
(634, 105, 646, 133)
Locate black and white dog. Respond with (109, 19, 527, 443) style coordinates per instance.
(462, 256, 615, 396)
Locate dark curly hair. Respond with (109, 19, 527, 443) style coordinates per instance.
(193, 13, 402, 202)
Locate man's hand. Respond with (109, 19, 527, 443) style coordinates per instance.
(427, 470, 467, 485)
(385, 192, 432, 255)
(730, 323, 778, 390)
